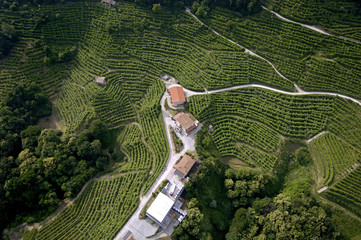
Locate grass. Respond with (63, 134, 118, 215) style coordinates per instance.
(282, 165, 314, 198)
(170, 127, 184, 153)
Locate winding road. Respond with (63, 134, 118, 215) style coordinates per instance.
(114, 83, 361, 239)
(262, 6, 361, 44)
(114, 8, 361, 240)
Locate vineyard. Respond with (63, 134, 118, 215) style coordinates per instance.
(208, 116, 281, 170)
(309, 132, 361, 185)
(0, 1, 296, 132)
(120, 124, 153, 171)
(324, 166, 361, 217)
(188, 86, 361, 215)
(0, 0, 360, 238)
(266, 0, 361, 41)
(202, 7, 361, 99)
(32, 171, 147, 240)
(188, 88, 334, 138)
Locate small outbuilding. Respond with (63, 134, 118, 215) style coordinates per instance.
(169, 85, 186, 106)
(95, 76, 106, 85)
(160, 74, 170, 81)
(146, 192, 175, 227)
(173, 154, 196, 179)
(173, 112, 198, 135)
(101, 0, 116, 6)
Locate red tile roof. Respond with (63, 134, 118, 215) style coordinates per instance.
(173, 112, 195, 131)
(169, 86, 185, 103)
(174, 155, 196, 176)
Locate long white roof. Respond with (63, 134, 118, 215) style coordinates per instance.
(146, 192, 174, 223)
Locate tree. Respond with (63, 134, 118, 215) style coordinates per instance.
(1, 22, 16, 40)
(191, 1, 200, 13)
(0, 32, 13, 58)
(195, 3, 209, 18)
(226, 208, 248, 240)
(152, 3, 161, 13)
(89, 120, 109, 147)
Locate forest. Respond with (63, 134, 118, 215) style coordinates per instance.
(0, 84, 110, 232)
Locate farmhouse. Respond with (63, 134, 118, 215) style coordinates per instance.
(173, 112, 199, 135)
(173, 154, 196, 179)
(146, 192, 175, 229)
(101, 0, 116, 6)
(169, 85, 186, 106)
(95, 76, 106, 85)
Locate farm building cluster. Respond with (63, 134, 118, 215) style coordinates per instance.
(146, 154, 197, 230)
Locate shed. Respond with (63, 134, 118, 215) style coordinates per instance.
(101, 0, 116, 6)
(95, 76, 106, 85)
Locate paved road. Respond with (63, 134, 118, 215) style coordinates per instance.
(114, 83, 361, 240)
(113, 92, 200, 240)
(114, 10, 361, 240)
(183, 83, 361, 106)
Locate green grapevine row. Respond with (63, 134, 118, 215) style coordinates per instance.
(35, 171, 147, 240)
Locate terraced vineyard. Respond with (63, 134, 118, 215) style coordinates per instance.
(120, 124, 153, 171)
(189, 88, 333, 138)
(324, 166, 361, 217)
(33, 171, 147, 240)
(266, 0, 361, 41)
(309, 133, 361, 185)
(0, 1, 296, 133)
(203, 7, 361, 99)
(0, 0, 360, 238)
(208, 116, 281, 170)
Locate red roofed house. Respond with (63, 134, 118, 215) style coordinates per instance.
(173, 154, 196, 179)
(173, 112, 199, 136)
(169, 85, 186, 106)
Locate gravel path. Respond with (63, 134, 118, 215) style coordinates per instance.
(262, 6, 361, 44)
(306, 131, 327, 144)
(185, 8, 293, 84)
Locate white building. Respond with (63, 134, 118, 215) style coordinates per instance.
(146, 192, 175, 229)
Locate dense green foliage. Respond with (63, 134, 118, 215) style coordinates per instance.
(226, 193, 334, 239)
(0, 22, 17, 59)
(174, 155, 336, 239)
(0, 85, 110, 232)
(0, 83, 51, 158)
